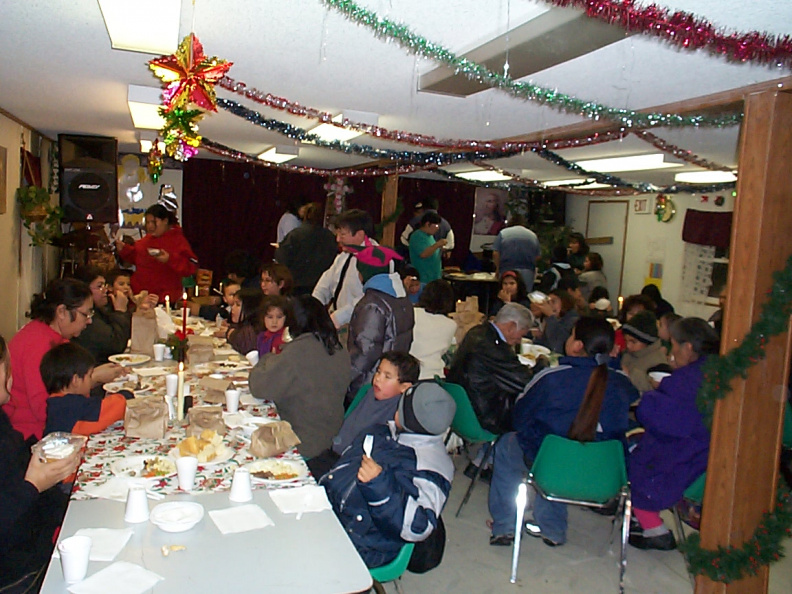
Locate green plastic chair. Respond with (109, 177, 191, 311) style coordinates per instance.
(438, 381, 499, 517)
(346, 384, 371, 418)
(369, 543, 415, 594)
(511, 435, 631, 594)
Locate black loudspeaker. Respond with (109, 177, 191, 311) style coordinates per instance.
(59, 134, 119, 223)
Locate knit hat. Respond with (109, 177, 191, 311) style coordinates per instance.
(348, 240, 403, 283)
(622, 310, 659, 344)
(397, 382, 456, 435)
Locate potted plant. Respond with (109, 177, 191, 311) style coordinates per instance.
(16, 185, 63, 247)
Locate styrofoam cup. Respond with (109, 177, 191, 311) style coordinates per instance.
(152, 343, 167, 362)
(245, 350, 259, 366)
(225, 389, 240, 414)
(176, 456, 199, 492)
(165, 373, 178, 397)
(124, 485, 150, 523)
(229, 468, 253, 503)
(58, 535, 92, 583)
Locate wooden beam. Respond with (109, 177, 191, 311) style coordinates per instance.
(696, 89, 792, 593)
(380, 175, 399, 246)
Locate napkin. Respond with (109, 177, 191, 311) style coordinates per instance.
(80, 477, 159, 502)
(208, 504, 274, 534)
(268, 485, 332, 515)
(67, 561, 163, 594)
(53, 528, 134, 562)
(135, 366, 172, 377)
(214, 347, 238, 356)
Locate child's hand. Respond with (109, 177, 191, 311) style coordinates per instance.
(109, 289, 129, 312)
(152, 249, 170, 263)
(357, 455, 382, 483)
(93, 363, 125, 385)
(25, 449, 81, 492)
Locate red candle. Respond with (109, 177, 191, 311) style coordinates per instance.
(182, 291, 188, 337)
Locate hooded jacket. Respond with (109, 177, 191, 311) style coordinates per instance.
(347, 273, 414, 398)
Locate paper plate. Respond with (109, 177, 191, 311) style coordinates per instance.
(108, 353, 151, 366)
(244, 458, 308, 484)
(168, 444, 235, 466)
(150, 502, 204, 533)
(110, 455, 176, 478)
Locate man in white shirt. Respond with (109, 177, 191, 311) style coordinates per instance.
(312, 209, 377, 328)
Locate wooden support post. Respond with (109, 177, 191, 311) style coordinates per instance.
(696, 90, 792, 593)
(380, 175, 399, 247)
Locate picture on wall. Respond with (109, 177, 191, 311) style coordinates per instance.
(470, 187, 508, 252)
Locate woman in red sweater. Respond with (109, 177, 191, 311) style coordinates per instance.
(3, 279, 124, 441)
(115, 204, 198, 303)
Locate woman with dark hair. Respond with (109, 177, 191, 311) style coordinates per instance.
(3, 279, 124, 440)
(640, 284, 675, 319)
(226, 288, 264, 355)
(628, 317, 717, 551)
(115, 203, 197, 303)
(276, 194, 305, 243)
(567, 232, 590, 273)
(409, 211, 447, 283)
(249, 295, 350, 459)
(409, 279, 457, 380)
(0, 334, 82, 590)
(488, 317, 637, 546)
(578, 252, 607, 301)
(490, 270, 530, 317)
(275, 202, 337, 295)
(260, 261, 294, 296)
(533, 288, 580, 354)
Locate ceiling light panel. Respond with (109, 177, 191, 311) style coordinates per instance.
(98, 0, 181, 55)
(574, 154, 681, 173)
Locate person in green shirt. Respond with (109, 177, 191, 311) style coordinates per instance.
(409, 211, 446, 283)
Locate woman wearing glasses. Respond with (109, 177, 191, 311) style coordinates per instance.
(2, 278, 123, 441)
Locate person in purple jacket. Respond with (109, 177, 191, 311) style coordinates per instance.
(628, 317, 718, 551)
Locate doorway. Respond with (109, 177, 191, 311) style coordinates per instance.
(585, 200, 629, 304)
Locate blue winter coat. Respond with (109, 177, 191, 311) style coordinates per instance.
(629, 357, 710, 511)
(319, 422, 453, 568)
(514, 356, 638, 460)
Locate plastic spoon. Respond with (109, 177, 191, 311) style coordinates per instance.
(363, 434, 374, 458)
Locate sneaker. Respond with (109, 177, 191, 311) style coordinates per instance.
(628, 531, 677, 551)
(489, 533, 515, 546)
(524, 520, 563, 547)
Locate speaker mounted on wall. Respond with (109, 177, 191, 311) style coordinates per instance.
(59, 134, 119, 224)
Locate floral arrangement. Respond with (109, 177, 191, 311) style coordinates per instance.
(164, 329, 194, 361)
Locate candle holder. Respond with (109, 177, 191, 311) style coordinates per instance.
(165, 329, 193, 362)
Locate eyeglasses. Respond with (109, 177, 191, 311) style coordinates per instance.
(73, 309, 94, 320)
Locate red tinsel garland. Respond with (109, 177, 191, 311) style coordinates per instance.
(545, 0, 792, 69)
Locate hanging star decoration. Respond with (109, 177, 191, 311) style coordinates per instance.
(148, 34, 232, 161)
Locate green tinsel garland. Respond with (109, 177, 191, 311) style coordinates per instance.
(320, 0, 742, 129)
(681, 253, 792, 581)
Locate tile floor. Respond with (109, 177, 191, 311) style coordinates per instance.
(391, 450, 792, 594)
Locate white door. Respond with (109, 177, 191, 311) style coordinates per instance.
(585, 201, 629, 303)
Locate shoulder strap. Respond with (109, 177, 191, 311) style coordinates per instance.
(331, 253, 354, 311)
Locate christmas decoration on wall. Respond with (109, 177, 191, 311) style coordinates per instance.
(680, 253, 792, 582)
(542, 0, 792, 70)
(321, 0, 742, 128)
(148, 34, 232, 161)
(324, 176, 353, 220)
(715, 195, 726, 206)
(654, 193, 676, 222)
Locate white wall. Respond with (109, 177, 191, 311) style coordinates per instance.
(566, 191, 735, 319)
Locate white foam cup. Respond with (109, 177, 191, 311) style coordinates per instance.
(152, 343, 167, 362)
(245, 350, 259, 366)
(124, 484, 150, 523)
(58, 535, 92, 583)
(176, 456, 199, 491)
(165, 373, 179, 397)
(225, 389, 241, 414)
(229, 468, 253, 503)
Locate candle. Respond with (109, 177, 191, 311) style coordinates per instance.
(176, 362, 185, 421)
(165, 295, 170, 311)
(182, 291, 188, 337)
(618, 295, 624, 311)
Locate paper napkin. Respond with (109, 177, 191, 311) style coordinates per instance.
(268, 485, 332, 515)
(53, 528, 133, 562)
(208, 504, 274, 534)
(67, 561, 163, 594)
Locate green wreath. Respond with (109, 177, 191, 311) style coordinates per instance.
(680, 253, 792, 582)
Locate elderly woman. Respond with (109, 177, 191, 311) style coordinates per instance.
(0, 335, 82, 589)
(409, 279, 457, 380)
(3, 279, 124, 441)
(249, 296, 350, 459)
(115, 204, 197, 303)
(628, 317, 718, 551)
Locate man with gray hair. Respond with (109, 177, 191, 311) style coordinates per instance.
(447, 303, 541, 437)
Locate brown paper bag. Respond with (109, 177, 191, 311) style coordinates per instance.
(187, 344, 214, 366)
(186, 405, 226, 437)
(198, 377, 235, 404)
(249, 421, 301, 458)
(449, 296, 485, 345)
(130, 306, 158, 357)
(124, 396, 168, 439)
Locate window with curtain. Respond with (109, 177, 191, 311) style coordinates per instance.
(681, 209, 732, 305)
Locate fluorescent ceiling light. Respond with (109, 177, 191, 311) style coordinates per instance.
(674, 171, 737, 183)
(456, 171, 513, 182)
(574, 153, 681, 173)
(309, 111, 378, 143)
(98, 0, 181, 55)
(258, 146, 300, 163)
(542, 178, 610, 189)
(128, 85, 165, 129)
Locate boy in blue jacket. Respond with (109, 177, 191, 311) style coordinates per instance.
(321, 381, 456, 568)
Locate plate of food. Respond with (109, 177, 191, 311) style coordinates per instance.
(243, 458, 308, 484)
(110, 455, 177, 478)
(518, 344, 551, 367)
(169, 430, 235, 465)
(108, 353, 151, 366)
